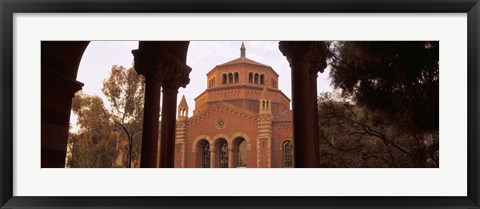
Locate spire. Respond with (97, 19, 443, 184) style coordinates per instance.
(240, 41, 246, 58)
(179, 95, 188, 108)
(178, 95, 189, 119)
(260, 86, 269, 99)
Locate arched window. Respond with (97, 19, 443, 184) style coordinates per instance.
(260, 74, 265, 85)
(222, 74, 227, 84)
(249, 72, 253, 83)
(254, 73, 259, 84)
(282, 140, 293, 168)
(271, 78, 275, 88)
(228, 73, 234, 84)
(234, 72, 239, 83)
(217, 140, 229, 168)
(197, 140, 210, 168)
(233, 137, 247, 167)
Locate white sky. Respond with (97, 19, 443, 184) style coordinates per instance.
(71, 41, 334, 131)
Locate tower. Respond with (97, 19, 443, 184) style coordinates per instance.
(177, 95, 189, 120)
(175, 95, 189, 167)
(257, 87, 273, 167)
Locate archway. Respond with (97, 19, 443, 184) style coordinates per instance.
(233, 137, 247, 168)
(42, 41, 328, 168)
(41, 41, 191, 168)
(281, 139, 294, 168)
(214, 138, 229, 168)
(195, 139, 211, 168)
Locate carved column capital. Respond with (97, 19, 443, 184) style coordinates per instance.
(133, 48, 192, 88)
(132, 49, 163, 81)
(279, 41, 328, 74)
(162, 63, 192, 90)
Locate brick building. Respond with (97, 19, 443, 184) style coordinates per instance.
(173, 43, 294, 168)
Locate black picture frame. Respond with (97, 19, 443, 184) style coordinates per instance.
(1, 0, 479, 208)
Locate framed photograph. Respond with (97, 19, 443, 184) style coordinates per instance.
(1, 0, 479, 208)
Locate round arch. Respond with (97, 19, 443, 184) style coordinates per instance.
(195, 139, 211, 168)
(41, 41, 191, 168)
(191, 135, 212, 152)
(212, 133, 230, 146)
(213, 137, 229, 168)
(280, 138, 294, 168)
(230, 132, 252, 150)
(279, 138, 293, 150)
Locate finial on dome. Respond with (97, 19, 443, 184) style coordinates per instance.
(240, 41, 246, 58)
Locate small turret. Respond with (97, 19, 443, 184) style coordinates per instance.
(177, 95, 189, 120)
(259, 87, 271, 115)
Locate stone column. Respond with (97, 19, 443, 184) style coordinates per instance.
(279, 41, 327, 168)
(132, 47, 163, 168)
(228, 146, 234, 168)
(210, 150, 216, 168)
(159, 87, 178, 168)
(158, 59, 191, 168)
(309, 57, 328, 167)
(141, 78, 162, 168)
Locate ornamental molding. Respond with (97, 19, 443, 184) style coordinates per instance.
(186, 102, 258, 127)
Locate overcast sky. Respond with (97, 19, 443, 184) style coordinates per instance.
(71, 41, 334, 131)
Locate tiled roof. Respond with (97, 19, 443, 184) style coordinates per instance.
(273, 110, 292, 122)
(217, 57, 271, 67)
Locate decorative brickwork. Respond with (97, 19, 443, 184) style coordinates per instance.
(172, 43, 293, 168)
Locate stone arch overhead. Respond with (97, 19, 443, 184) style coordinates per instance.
(279, 138, 293, 150)
(230, 132, 252, 150)
(191, 135, 212, 153)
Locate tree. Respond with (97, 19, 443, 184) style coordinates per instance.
(102, 65, 145, 125)
(69, 92, 118, 168)
(318, 92, 439, 168)
(102, 65, 145, 167)
(328, 41, 439, 134)
(68, 65, 145, 168)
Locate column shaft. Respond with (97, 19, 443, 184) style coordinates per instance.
(309, 73, 320, 167)
(228, 149, 234, 168)
(140, 78, 162, 168)
(210, 151, 216, 168)
(159, 88, 178, 168)
(290, 60, 320, 167)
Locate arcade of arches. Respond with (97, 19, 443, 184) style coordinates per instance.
(41, 41, 328, 168)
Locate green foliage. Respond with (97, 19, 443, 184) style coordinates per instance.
(68, 65, 145, 168)
(71, 92, 111, 131)
(329, 41, 439, 134)
(68, 93, 118, 167)
(318, 92, 439, 168)
(68, 130, 119, 168)
(102, 65, 145, 124)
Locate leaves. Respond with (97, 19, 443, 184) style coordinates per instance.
(68, 65, 145, 168)
(102, 65, 145, 124)
(318, 92, 439, 168)
(329, 41, 439, 134)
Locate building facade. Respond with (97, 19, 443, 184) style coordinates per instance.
(173, 43, 294, 168)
